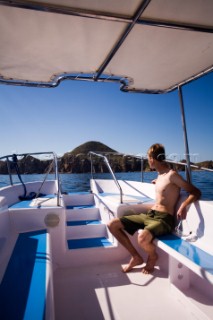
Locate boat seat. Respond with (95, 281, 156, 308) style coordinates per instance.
(0, 229, 54, 319)
(9, 194, 57, 209)
(154, 234, 213, 285)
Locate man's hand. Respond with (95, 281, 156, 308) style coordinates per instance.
(177, 206, 187, 220)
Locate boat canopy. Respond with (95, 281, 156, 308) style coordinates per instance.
(0, 0, 213, 93)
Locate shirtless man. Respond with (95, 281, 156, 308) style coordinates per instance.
(107, 143, 201, 274)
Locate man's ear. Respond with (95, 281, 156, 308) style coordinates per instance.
(149, 157, 154, 166)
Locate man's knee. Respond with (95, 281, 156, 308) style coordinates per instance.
(107, 218, 122, 232)
(138, 229, 153, 246)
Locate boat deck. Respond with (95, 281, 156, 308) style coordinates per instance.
(53, 260, 212, 320)
(98, 192, 152, 204)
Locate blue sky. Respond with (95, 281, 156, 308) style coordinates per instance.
(0, 72, 212, 162)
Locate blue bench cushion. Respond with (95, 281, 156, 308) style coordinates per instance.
(9, 194, 56, 209)
(0, 229, 49, 320)
(157, 234, 213, 276)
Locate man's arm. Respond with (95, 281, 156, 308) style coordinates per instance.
(171, 172, 201, 220)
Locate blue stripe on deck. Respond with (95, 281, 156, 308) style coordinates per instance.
(67, 237, 112, 249)
(158, 234, 213, 275)
(66, 205, 95, 210)
(66, 192, 91, 195)
(0, 230, 48, 320)
(67, 220, 101, 226)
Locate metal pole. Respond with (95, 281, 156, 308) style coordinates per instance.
(94, 0, 151, 80)
(6, 157, 13, 185)
(89, 152, 123, 203)
(90, 153, 94, 179)
(104, 157, 123, 204)
(53, 152, 60, 206)
(141, 157, 144, 182)
(178, 85, 191, 182)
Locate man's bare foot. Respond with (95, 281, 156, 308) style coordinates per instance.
(142, 253, 158, 274)
(122, 255, 144, 273)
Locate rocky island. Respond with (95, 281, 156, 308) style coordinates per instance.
(0, 141, 212, 174)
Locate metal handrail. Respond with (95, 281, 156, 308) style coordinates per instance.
(121, 155, 213, 179)
(123, 154, 146, 182)
(93, 193, 115, 218)
(0, 151, 61, 206)
(89, 151, 123, 203)
(164, 159, 213, 172)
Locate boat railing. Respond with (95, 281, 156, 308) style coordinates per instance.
(164, 159, 213, 174)
(129, 156, 213, 181)
(88, 151, 212, 186)
(89, 151, 124, 204)
(93, 193, 115, 218)
(0, 151, 61, 206)
(129, 155, 213, 182)
(123, 154, 146, 182)
(125, 155, 213, 181)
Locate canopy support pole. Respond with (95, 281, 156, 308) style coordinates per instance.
(94, 0, 151, 80)
(178, 85, 191, 183)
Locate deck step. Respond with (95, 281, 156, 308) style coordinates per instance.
(65, 192, 113, 251)
(66, 206, 100, 221)
(66, 223, 106, 239)
(67, 237, 113, 250)
(63, 192, 94, 207)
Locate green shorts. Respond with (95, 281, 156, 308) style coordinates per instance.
(120, 209, 175, 237)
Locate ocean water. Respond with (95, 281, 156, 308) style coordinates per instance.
(0, 171, 212, 200)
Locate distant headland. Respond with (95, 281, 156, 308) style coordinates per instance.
(0, 141, 212, 174)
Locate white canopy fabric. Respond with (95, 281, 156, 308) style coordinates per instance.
(0, 0, 213, 92)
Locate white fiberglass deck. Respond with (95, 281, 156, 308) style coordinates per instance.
(54, 261, 212, 320)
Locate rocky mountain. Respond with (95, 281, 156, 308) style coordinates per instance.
(0, 141, 212, 174)
(196, 161, 213, 170)
(59, 141, 144, 173)
(0, 155, 52, 175)
(66, 141, 117, 156)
